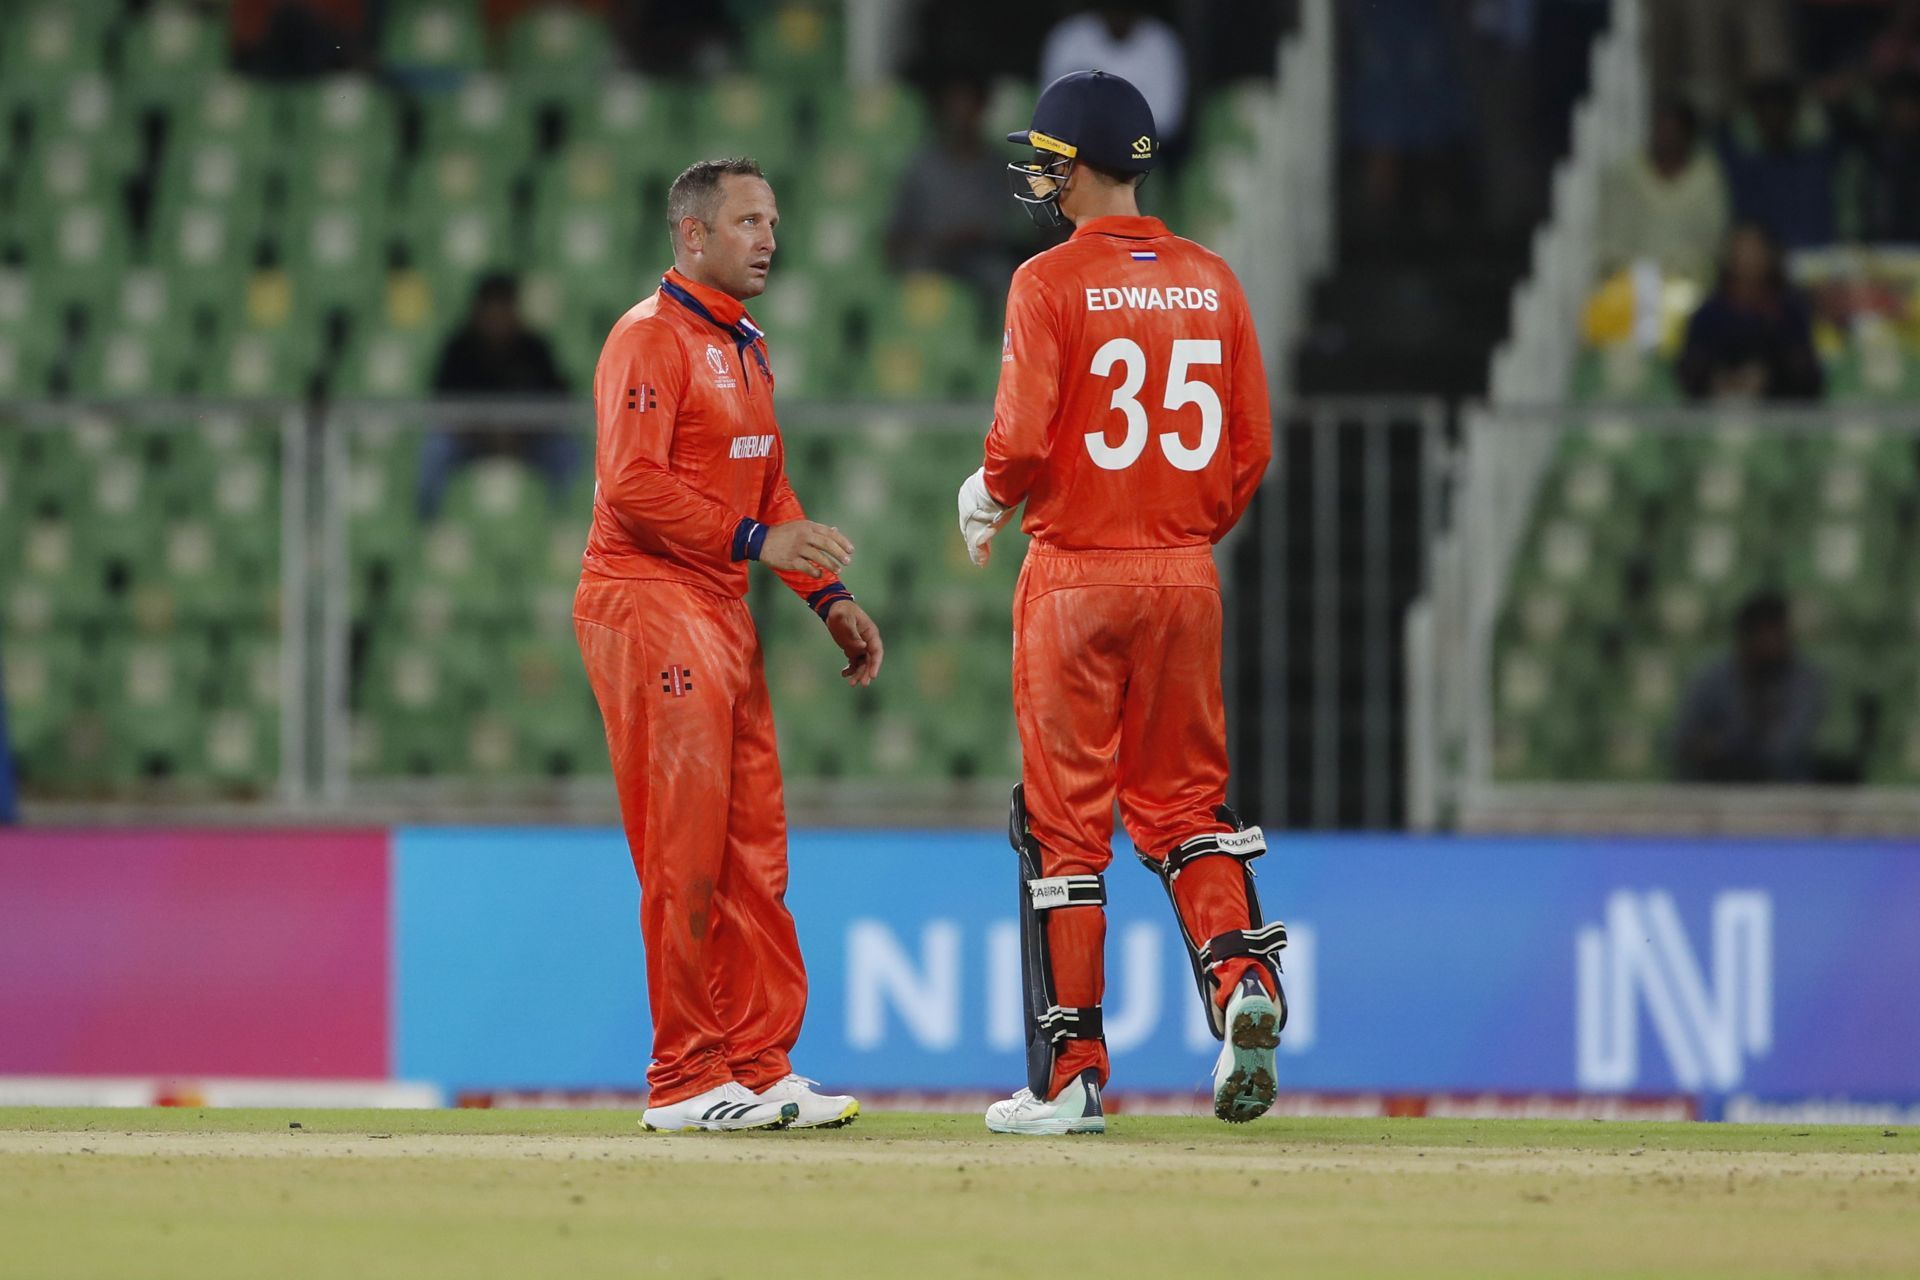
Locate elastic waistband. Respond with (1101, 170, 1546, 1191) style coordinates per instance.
(1028, 541, 1213, 559)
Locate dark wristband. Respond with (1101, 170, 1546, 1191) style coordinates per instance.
(807, 582, 854, 620)
(731, 517, 769, 562)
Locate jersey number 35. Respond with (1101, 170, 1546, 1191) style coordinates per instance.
(1086, 337, 1223, 472)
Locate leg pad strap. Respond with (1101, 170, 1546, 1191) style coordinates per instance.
(1036, 1005, 1103, 1043)
(1199, 921, 1289, 968)
(1140, 805, 1286, 1041)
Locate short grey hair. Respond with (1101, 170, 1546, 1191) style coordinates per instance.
(666, 157, 766, 237)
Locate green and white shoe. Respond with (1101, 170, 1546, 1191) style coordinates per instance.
(984, 1068, 1106, 1135)
(1213, 974, 1283, 1123)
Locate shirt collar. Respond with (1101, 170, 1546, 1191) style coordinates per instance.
(1070, 215, 1168, 242)
(661, 267, 758, 331)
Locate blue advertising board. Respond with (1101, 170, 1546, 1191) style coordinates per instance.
(393, 830, 1920, 1112)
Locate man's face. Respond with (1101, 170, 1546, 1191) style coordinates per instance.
(1890, 91, 1920, 138)
(476, 297, 517, 345)
(1651, 110, 1692, 166)
(1739, 620, 1791, 673)
(687, 174, 778, 300)
(1753, 90, 1796, 149)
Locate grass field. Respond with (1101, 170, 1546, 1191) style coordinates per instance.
(3, 1108, 1917, 1279)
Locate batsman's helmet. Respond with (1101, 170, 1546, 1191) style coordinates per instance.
(1006, 70, 1159, 227)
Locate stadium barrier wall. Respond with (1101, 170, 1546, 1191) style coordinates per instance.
(5, 828, 1918, 1120)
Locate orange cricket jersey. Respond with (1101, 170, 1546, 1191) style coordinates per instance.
(982, 215, 1273, 549)
(582, 268, 849, 615)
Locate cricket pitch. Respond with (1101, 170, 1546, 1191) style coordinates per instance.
(2, 1108, 1916, 1278)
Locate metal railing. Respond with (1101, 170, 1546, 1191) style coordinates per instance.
(1227, 398, 1449, 830)
(3, 396, 1449, 829)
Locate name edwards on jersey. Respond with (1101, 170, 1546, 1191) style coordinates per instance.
(1084, 285, 1222, 313)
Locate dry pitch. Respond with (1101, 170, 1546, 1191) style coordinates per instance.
(2, 1108, 1917, 1279)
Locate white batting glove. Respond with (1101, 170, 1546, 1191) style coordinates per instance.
(957, 466, 1012, 567)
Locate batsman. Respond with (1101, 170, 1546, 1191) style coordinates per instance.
(959, 71, 1284, 1135)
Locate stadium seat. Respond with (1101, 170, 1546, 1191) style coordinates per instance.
(123, 2, 227, 107)
(504, 5, 616, 85)
(1, 4, 112, 90)
(380, 0, 487, 74)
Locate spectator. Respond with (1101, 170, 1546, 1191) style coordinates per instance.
(1345, 0, 1473, 231)
(1720, 77, 1848, 249)
(1040, 2, 1188, 147)
(1870, 0, 1920, 78)
(1678, 223, 1826, 401)
(1799, 0, 1898, 89)
(1599, 100, 1730, 282)
(232, 0, 367, 78)
(610, 1, 740, 78)
(885, 74, 1034, 303)
(1672, 592, 1828, 783)
(1856, 72, 1920, 240)
(417, 273, 575, 518)
(1647, 0, 1795, 117)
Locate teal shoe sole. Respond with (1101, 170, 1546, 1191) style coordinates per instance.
(1215, 995, 1281, 1123)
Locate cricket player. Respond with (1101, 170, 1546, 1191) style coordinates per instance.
(958, 72, 1284, 1134)
(576, 158, 884, 1133)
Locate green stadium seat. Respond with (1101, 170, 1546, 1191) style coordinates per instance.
(439, 457, 550, 572)
(1, 5, 111, 89)
(99, 635, 212, 782)
(742, 1, 841, 82)
(504, 5, 616, 85)
(123, 2, 227, 107)
(286, 76, 399, 161)
(334, 325, 437, 396)
(202, 706, 280, 792)
(71, 329, 190, 398)
(153, 203, 265, 308)
(813, 82, 928, 166)
(381, 0, 487, 73)
(30, 201, 132, 311)
(689, 78, 802, 175)
(0, 635, 80, 761)
(283, 203, 388, 312)
(565, 74, 674, 146)
(207, 327, 316, 398)
(855, 273, 986, 398)
(419, 75, 540, 169)
(0, 332, 56, 398)
(170, 76, 279, 154)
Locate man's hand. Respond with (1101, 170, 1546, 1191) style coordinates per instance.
(825, 600, 884, 688)
(957, 467, 1012, 567)
(760, 520, 854, 578)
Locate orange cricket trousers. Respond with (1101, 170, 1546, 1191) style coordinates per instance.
(1013, 543, 1271, 1097)
(574, 572, 807, 1106)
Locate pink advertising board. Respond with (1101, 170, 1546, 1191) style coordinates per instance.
(0, 829, 390, 1078)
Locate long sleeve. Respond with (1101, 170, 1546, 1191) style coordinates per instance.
(760, 439, 852, 618)
(594, 327, 748, 560)
(1218, 283, 1273, 540)
(981, 264, 1064, 508)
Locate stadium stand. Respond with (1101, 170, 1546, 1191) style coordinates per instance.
(0, 0, 1276, 808)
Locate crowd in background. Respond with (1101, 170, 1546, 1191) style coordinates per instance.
(1599, 0, 1920, 403)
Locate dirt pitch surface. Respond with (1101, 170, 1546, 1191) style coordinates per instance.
(2, 1108, 1917, 1279)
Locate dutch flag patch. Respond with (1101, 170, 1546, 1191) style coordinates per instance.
(1130, 251, 1157, 261)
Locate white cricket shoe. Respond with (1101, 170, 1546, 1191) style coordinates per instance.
(1213, 973, 1283, 1123)
(641, 1081, 797, 1133)
(753, 1074, 860, 1129)
(984, 1068, 1106, 1135)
